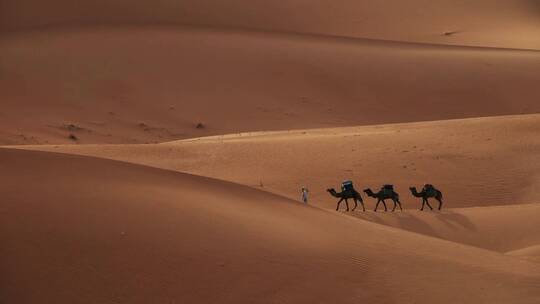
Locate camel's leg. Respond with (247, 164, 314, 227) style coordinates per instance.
(359, 199, 366, 212)
(336, 198, 343, 211)
(382, 200, 388, 212)
(436, 198, 443, 210)
(420, 199, 425, 211)
(345, 199, 350, 212)
(396, 199, 403, 211)
(352, 198, 358, 211)
(391, 199, 398, 212)
(425, 198, 433, 210)
(374, 199, 380, 212)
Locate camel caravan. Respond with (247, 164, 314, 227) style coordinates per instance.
(327, 180, 443, 212)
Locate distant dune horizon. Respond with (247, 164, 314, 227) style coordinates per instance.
(2, 0, 540, 49)
(1, 1, 539, 303)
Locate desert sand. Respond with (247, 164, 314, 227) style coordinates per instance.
(1, 1, 539, 303)
(2, 0, 540, 49)
(507, 245, 540, 263)
(18, 114, 540, 209)
(7, 115, 540, 303)
(1, 27, 539, 145)
(2, 148, 540, 304)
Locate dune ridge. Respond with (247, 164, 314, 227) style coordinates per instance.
(507, 245, 540, 263)
(1, 26, 540, 144)
(2, 0, 540, 49)
(17, 114, 540, 209)
(352, 203, 540, 253)
(2, 148, 540, 304)
(2, 1, 539, 301)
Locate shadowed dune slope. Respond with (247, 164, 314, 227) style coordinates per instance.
(1, 0, 540, 49)
(352, 204, 540, 253)
(19, 114, 540, 209)
(1, 27, 540, 144)
(1, 148, 540, 304)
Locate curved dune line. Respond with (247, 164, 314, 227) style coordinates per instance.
(15, 114, 540, 209)
(1, 148, 540, 303)
(1, 0, 540, 49)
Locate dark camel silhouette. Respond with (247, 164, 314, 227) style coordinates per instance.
(327, 188, 365, 212)
(409, 186, 443, 211)
(363, 188, 402, 212)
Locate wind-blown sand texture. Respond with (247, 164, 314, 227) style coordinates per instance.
(2, 148, 540, 304)
(18, 114, 540, 208)
(1, 27, 540, 144)
(1, 1, 539, 303)
(2, 0, 540, 49)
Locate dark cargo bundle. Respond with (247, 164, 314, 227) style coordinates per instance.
(342, 180, 354, 191)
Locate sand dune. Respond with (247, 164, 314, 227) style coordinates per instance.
(1, 26, 540, 144)
(2, 1, 539, 302)
(352, 204, 540, 253)
(2, 0, 540, 49)
(507, 245, 540, 263)
(19, 114, 540, 209)
(2, 148, 540, 303)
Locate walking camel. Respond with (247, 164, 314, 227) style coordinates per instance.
(327, 188, 365, 212)
(363, 187, 402, 212)
(409, 186, 443, 211)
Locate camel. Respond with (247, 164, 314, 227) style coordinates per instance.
(409, 186, 443, 211)
(327, 188, 365, 212)
(363, 188, 402, 212)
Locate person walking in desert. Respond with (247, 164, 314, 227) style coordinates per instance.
(301, 187, 309, 204)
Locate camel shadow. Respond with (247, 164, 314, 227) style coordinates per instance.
(432, 210, 476, 231)
(353, 212, 385, 225)
(391, 212, 442, 238)
(353, 211, 440, 238)
(351, 209, 477, 239)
